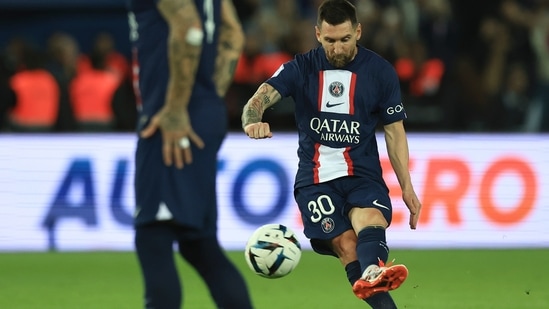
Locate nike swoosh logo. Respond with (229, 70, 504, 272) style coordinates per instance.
(326, 101, 345, 108)
(372, 199, 390, 210)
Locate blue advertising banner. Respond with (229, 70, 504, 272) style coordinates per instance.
(0, 133, 548, 251)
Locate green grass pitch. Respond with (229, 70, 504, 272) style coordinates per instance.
(1, 249, 547, 308)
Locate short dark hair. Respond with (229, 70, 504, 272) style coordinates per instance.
(317, 0, 358, 27)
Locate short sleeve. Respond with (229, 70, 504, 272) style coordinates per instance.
(378, 62, 406, 125)
(265, 60, 299, 98)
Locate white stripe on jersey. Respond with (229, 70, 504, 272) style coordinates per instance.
(313, 70, 357, 183)
(313, 144, 353, 183)
(318, 70, 356, 115)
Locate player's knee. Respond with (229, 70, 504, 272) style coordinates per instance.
(349, 207, 389, 231)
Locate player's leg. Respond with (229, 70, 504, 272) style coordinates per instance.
(348, 208, 408, 300)
(329, 230, 398, 309)
(345, 180, 408, 301)
(135, 222, 181, 309)
(346, 260, 398, 309)
(178, 235, 253, 309)
(297, 182, 379, 303)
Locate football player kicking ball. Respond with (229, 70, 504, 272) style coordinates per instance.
(241, 0, 422, 308)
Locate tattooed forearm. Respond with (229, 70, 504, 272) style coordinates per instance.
(213, 0, 245, 97)
(158, 0, 202, 109)
(241, 83, 281, 128)
(242, 96, 267, 126)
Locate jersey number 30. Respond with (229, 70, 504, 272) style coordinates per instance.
(308, 195, 335, 223)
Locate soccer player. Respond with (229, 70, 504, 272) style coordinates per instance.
(241, 0, 422, 308)
(128, 0, 253, 308)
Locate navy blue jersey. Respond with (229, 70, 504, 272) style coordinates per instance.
(266, 46, 406, 189)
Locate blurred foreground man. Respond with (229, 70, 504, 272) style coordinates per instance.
(127, 0, 253, 308)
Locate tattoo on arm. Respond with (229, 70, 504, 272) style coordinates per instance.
(213, 0, 245, 97)
(157, 0, 202, 109)
(242, 83, 282, 128)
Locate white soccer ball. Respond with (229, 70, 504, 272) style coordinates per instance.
(244, 223, 302, 279)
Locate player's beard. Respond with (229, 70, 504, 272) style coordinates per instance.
(327, 51, 354, 68)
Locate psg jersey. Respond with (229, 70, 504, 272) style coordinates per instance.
(266, 45, 407, 189)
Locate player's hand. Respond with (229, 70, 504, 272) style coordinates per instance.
(402, 189, 421, 230)
(140, 107, 204, 169)
(244, 122, 273, 139)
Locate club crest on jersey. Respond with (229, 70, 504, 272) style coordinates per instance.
(329, 81, 344, 97)
(321, 217, 335, 233)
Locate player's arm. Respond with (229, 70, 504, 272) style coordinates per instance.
(213, 0, 245, 97)
(383, 120, 421, 229)
(140, 0, 205, 169)
(241, 83, 282, 139)
(157, 0, 202, 112)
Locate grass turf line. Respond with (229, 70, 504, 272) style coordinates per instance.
(0, 249, 547, 309)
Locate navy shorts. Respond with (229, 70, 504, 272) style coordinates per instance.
(294, 176, 392, 256)
(134, 102, 227, 236)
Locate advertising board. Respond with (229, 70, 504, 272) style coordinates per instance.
(0, 133, 547, 251)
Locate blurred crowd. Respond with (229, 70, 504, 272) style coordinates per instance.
(0, 31, 137, 133)
(0, 0, 548, 133)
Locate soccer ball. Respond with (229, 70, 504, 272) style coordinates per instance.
(244, 224, 302, 279)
